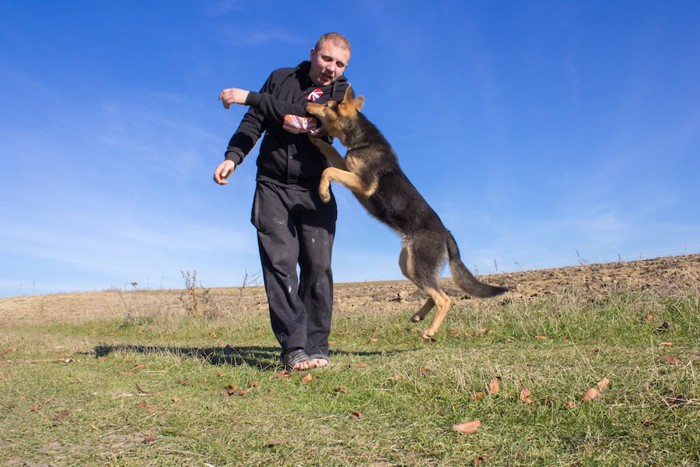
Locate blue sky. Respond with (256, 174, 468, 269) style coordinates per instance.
(1, 1, 699, 297)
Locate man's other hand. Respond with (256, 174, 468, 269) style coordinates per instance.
(213, 160, 236, 185)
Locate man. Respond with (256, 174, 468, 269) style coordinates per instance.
(214, 33, 352, 371)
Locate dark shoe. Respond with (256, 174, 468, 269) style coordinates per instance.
(281, 348, 311, 371)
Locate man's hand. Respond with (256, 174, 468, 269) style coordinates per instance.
(219, 88, 250, 109)
(213, 160, 236, 185)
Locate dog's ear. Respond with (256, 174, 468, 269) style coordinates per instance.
(354, 95, 365, 112)
(343, 86, 355, 102)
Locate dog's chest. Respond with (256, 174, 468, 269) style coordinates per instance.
(345, 152, 369, 173)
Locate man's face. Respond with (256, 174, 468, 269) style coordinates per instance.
(308, 41, 350, 86)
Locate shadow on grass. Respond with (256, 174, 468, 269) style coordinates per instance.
(92, 344, 406, 371)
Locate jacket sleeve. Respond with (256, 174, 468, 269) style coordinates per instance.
(223, 77, 273, 165)
(246, 79, 350, 134)
(244, 91, 309, 127)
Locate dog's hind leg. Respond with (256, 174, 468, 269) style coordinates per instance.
(400, 236, 451, 335)
(411, 297, 434, 322)
(421, 288, 451, 339)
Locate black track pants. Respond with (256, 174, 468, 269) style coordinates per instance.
(251, 181, 337, 356)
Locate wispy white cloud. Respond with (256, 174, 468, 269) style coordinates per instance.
(201, 0, 245, 17)
(215, 27, 305, 48)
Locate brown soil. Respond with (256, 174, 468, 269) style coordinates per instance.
(2, 254, 699, 327)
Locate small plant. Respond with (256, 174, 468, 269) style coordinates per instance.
(180, 270, 217, 319)
(575, 249, 589, 266)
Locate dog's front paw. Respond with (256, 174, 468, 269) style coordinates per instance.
(310, 136, 331, 149)
(319, 185, 331, 203)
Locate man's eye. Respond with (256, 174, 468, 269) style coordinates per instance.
(322, 55, 346, 68)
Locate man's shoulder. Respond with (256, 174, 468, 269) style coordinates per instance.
(268, 61, 308, 81)
(270, 66, 297, 78)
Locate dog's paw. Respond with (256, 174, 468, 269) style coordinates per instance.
(410, 313, 424, 322)
(319, 188, 331, 204)
(319, 181, 331, 203)
(310, 137, 331, 149)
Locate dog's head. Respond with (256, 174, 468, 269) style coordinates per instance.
(307, 86, 364, 144)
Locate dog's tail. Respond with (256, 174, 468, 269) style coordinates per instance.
(446, 232, 508, 298)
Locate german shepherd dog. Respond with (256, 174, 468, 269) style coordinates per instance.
(307, 87, 508, 339)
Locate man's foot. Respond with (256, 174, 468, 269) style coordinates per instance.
(308, 354, 330, 368)
(282, 348, 314, 371)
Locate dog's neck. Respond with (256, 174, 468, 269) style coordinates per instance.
(346, 142, 369, 151)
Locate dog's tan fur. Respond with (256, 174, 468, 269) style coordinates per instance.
(308, 88, 508, 338)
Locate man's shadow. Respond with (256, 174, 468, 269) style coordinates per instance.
(92, 344, 404, 370)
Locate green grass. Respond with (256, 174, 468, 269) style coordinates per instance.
(1, 289, 698, 465)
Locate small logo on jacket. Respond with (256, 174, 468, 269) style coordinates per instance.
(306, 88, 323, 101)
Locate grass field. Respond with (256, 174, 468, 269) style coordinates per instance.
(1, 265, 699, 465)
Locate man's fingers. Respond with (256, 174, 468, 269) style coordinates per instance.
(213, 161, 235, 185)
(219, 91, 230, 109)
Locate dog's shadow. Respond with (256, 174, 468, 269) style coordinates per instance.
(92, 344, 405, 371)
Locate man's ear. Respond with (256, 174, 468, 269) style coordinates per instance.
(354, 95, 365, 112)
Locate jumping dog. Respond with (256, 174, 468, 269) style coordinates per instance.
(306, 87, 508, 339)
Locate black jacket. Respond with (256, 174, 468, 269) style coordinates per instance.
(224, 61, 350, 189)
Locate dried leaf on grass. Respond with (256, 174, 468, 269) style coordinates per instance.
(135, 382, 155, 395)
(471, 392, 486, 401)
(519, 386, 534, 404)
(581, 377, 611, 402)
(137, 400, 161, 413)
(453, 420, 481, 435)
(301, 373, 313, 384)
(223, 384, 255, 397)
(489, 377, 501, 395)
(662, 355, 680, 365)
(55, 409, 71, 421)
(582, 388, 602, 402)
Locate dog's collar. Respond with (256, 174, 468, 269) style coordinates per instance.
(347, 142, 369, 151)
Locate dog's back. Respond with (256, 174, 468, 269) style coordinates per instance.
(343, 114, 447, 236)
